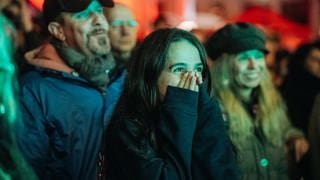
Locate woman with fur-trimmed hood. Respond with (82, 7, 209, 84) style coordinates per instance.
(205, 22, 309, 180)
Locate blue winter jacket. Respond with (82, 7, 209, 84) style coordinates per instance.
(15, 44, 125, 180)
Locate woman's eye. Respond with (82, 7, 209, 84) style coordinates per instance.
(172, 67, 186, 73)
(195, 67, 203, 72)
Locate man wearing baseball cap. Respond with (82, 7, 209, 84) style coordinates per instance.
(15, 0, 126, 179)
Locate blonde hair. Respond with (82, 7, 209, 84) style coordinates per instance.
(210, 54, 291, 149)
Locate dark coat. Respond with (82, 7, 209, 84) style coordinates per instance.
(281, 70, 320, 135)
(15, 44, 125, 180)
(308, 93, 320, 180)
(105, 86, 240, 180)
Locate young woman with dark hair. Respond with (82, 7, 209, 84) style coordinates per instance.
(104, 28, 239, 180)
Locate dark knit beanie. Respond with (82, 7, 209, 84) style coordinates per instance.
(205, 22, 268, 60)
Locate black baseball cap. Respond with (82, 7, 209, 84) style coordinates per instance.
(43, 0, 114, 24)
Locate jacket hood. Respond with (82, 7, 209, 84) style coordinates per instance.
(25, 42, 75, 73)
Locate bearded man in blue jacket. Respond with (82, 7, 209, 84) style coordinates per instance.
(14, 0, 125, 179)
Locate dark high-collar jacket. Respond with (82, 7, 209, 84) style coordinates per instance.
(105, 86, 240, 180)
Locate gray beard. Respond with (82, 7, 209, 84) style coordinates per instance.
(87, 34, 111, 55)
(52, 39, 115, 92)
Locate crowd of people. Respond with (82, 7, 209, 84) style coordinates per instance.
(0, 0, 320, 179)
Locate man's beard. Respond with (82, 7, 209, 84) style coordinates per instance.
(52, 39, 115, 92)
(87, 31, 111, 55)
(73, 53, 115, 91)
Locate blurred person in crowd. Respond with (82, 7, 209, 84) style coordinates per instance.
(0, 1, 37, 179)
(264, 30, 281, 71)
(205, 22, 308, 180)
(190, 28, 208, 43)
(281, 40, 320, 179)
(273, 49, 290, 87)
(3, 0, 42, 76)
(308, 93, 320, 180)
(104, 2, 138, 74)
(104, 28, 240, 180)
(3, 0, 41, 50)
(281, 40, 320, 135)
(0, 27, 38, 180)
(264, 30, 290, 87)
(152, 13, 179, 30)
(15, 0, 125, 179)
(152, 14, 171, 30)
(0, 0, 17, 56)
(0, 0, 13, 44)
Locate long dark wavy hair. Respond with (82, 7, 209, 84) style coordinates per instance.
(108, 28, 211, 152)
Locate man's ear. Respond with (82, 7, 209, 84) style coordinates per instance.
(48, 22, 66, 41)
